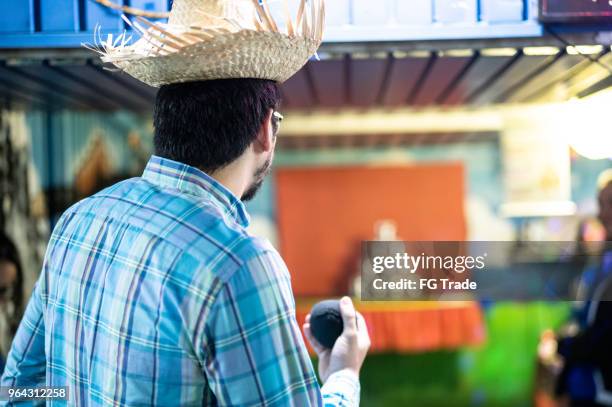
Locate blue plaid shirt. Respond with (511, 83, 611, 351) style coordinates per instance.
(1, 156, 359, 406)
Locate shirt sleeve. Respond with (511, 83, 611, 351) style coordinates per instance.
(321, 370, 361, 406)
(201, 245, 360, 406)
(1, 269, 47, 388)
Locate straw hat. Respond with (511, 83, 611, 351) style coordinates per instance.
(92, 0, 325, 87)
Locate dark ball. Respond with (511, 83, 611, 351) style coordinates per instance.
(309, 299, 343, 349)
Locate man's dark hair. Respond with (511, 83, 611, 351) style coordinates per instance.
(153, 79, 281, 173)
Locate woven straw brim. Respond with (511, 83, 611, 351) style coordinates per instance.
(112, 30, 319, 87)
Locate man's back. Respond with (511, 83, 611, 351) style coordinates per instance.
(1, 157, 324, 406)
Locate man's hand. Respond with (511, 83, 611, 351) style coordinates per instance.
(303, 296, 370, 382)
(537, 329, 563, 371)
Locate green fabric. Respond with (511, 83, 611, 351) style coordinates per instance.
(358, 302, 571, 407)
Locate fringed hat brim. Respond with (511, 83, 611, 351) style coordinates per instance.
(90, 0, 326, 86)
(110, 30, 320, 87)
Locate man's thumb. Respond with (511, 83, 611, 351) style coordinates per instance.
(339, 296, 357, 335)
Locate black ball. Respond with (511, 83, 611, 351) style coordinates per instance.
(309, 299, 343, 349)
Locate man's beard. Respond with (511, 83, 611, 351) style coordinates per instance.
(242, 157, 272, 202)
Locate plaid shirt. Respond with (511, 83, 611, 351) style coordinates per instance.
(1, 156, 359, 406)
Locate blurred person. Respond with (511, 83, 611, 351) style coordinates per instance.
(542, 169, 612, 407)
(0, 1, 370, 405)
(570, 218, 606, 272)
(599, 169, 612, 242)
(0, 233, 24, 374)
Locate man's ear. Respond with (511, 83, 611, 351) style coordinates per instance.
(254, 109, 274, 153)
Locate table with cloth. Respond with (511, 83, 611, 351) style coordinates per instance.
(296, 300, 485, 353)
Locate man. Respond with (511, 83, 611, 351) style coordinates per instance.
(1, 0, 370, 405)
(554, 169, 612, 407)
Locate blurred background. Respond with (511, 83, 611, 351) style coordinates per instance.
(0, 0, 611, 406)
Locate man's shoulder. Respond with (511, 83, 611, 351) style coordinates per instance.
(186, 225, 281, 283)
(63, 176, 225, 233)
(55, 177, 281, 281)
(61, 177, 145, 216)
(232, 234, 280, 267)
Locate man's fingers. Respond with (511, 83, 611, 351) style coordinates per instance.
(339, 296, 357, 336)
(356, 312, 366, 333)
(303, 323, 326, 354)
(356, 312, 371, 348)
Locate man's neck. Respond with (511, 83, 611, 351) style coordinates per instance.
(208, 158, 251, 200)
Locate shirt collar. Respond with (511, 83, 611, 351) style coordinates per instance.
(142, 155, 250, 228)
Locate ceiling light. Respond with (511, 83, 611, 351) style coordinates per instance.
(523, 47, 560, 56)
